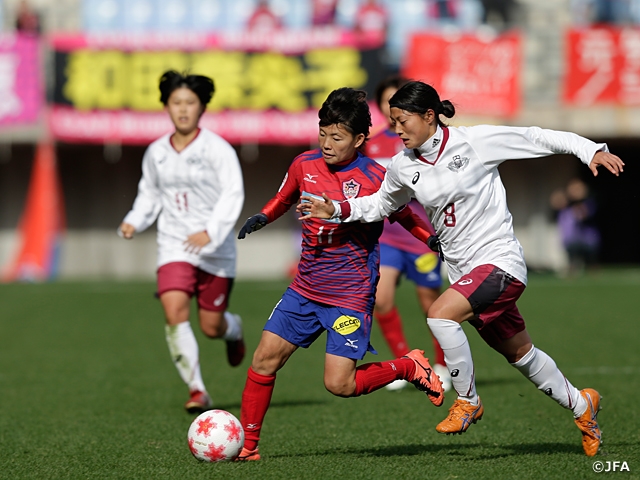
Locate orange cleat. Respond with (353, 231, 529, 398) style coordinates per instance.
(575, 388, 602, 456)
(235, 447, 260, 461)
(436, 397, 484, 434)
(184, 390, 213, 414)
(403, 349, 444, 406)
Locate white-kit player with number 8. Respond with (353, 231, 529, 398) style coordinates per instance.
(119, 71, 245, 414)
(299, 80, 625, 456)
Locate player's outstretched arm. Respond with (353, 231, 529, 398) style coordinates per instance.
(589, 151, 625, 177)
(297, 193, 336, 220)
(238, 213, 268, 239)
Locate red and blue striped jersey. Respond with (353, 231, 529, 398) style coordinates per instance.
(366, 128, 437, 255)
(261, 149, 387, 313)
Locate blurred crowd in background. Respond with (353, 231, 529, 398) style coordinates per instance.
(4, 0, 640, 67)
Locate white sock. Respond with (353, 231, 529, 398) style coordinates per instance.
(511, 345, 586, 417)
(223, 312, 243, 341)
(427, 318, 478, 404)
(165, 322, 206, 393)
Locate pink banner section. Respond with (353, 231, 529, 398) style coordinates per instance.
(403, 32, 521, 117)
(50, 106, 319, 145)
(0, 34, 41, 126)
(50, 27, 384, 54)
(49, 104, 387, 146)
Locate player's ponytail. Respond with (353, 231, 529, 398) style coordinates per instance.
(389, 81, 455, 127)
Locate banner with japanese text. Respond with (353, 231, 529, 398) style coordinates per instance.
(0, 34, 41, 127)
(564, 27, 640, 106)
(50, 29, 386, 145)
(402, 32, 521, 117)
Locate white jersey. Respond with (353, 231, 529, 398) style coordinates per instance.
(122, 128, 244, 277)
(344, 125, 608, 285)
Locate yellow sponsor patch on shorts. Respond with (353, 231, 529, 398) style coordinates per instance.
(331, 315, 361, 335)
(415, 252, 439, 274)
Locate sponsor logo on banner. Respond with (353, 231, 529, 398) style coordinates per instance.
(332, 315, 361, 335)
(342, 179, 361, 199)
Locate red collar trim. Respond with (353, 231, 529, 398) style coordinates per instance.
(170, 128, 201, 153)
(413, 127, 449, 165)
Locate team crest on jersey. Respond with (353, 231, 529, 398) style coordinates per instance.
(447, 155, 469, 172)
(342, 179, 361, 199)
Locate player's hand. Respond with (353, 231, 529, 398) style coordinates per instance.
(238, 213, 268, 239)
(184, 231, 210, 254)
(590, 151, 624, 177)
(297, 193, 335, 220)
(427, 234, 444, 260)
(119, 223, 136, 239)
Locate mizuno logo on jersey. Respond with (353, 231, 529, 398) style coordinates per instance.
(304, 173, 318, 183)
(342, 179, 361, 199)
(447, 155, 469, 172)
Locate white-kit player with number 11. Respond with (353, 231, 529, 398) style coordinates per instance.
(299, 80, 625, 456)
(119, 71, 245, 414)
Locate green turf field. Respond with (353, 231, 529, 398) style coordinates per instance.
(1, 269, 639, 479)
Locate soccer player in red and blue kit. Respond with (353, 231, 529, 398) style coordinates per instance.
(234, 87, 444, 461)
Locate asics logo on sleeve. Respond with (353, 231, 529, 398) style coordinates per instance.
(412, 172, 420, 184)
(459, 279, 473, 286)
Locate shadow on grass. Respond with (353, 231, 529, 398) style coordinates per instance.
(475, 377, 521, 388)
(270, 442, 585, 460)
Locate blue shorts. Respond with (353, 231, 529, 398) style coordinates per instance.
(264, 288, 376, 360)
(379, 243, 442, 289)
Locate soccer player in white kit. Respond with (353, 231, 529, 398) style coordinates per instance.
(119, 71, 245, 413)
(299, 80, 625, 456)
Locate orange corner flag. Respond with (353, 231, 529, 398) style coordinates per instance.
(2, 143, 65, 282)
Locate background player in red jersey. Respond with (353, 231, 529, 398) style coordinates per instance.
(234, 87, 444, 461)
(367, 76, 451, 392)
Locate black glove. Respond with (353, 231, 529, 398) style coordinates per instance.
(238, 213, 268, 239)
(427, 234, 444, 260)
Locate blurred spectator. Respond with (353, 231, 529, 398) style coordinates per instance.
(429, 0, 459, 21)
(15, 0, 41, 35)
(247, 0, 282, 30)
(550, 178, 601, 275)
(354, 0, 388, 35)
(571, 0, 639, 25)
(312, 0, 338, 25)
(480, 0, 517, 30)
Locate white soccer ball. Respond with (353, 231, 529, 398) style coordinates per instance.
(187, 410, 244, 462)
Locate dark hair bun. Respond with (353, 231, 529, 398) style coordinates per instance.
(441, 100, 455, 118)
(159, 70, 215, 106)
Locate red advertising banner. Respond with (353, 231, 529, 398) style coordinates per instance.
(402, 32, 521, 117)
(49, 29, 386, 145)
(564, 27, 640, 106)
